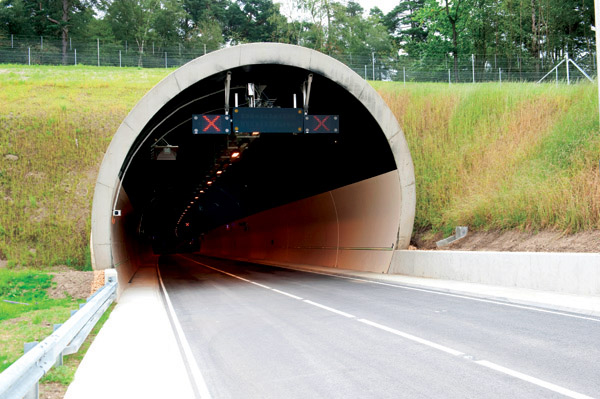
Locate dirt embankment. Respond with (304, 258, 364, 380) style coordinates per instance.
(47, 269, 105, 299)
(413, 230, 600, 252)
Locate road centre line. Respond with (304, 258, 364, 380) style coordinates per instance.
(157, 264, 212, 399)
(303, 300, 355, 318)
(268, 264, 600, 323)
(180, 255, 596, 399)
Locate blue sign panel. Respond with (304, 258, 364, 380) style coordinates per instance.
(192, 114, 230, 134)
(233, 108, 304, 133)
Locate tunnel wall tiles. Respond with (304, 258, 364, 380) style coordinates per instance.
(200, 171, 400, 273)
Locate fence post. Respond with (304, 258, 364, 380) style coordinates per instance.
(28, 47, 30, 66)
(566, 53, 570, 85)
(364, 65, 367, 80)
(448, 69, 451, 85)
(372, 52, 375, 81)
(97, 38, 100, 67)
(403, 67, 406, 86)
(472, 54, 475, 83)
(40, 36, 43, 50)
(556, 66, 558, 85)
(165, 52, 167, 69)
(11, 34, 13, 48)
(499, 68, 502, 84)
(74, 49, 77, 65)
(119, 50, 122, 67)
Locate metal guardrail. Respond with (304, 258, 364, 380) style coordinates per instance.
(0, 274, 118, 399)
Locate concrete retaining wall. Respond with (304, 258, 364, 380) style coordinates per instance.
(390, 250, 600, 296)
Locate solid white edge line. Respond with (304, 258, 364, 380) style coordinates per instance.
(270, 265, 600, 323)
(475, 360, 595, 399)
(358, 318, 464, 356)
(157, 266, 212, 399)
(303, 300, 355, 318)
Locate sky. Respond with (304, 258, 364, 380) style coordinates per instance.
(276, 0, 400, 20)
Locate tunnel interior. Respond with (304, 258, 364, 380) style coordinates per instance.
(120, 64, 398, 253)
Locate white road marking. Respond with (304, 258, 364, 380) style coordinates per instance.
(271, 289, 303, 300)
(303, 300, 355, 318)
(270, 265, 600, 323)
(180, 256, 596, 399)
(358, 318, 463, 356)
(475, 360, 596, 399)
(157, 265, 212, 399)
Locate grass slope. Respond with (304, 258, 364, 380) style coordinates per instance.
(0, 65, 598, 267)
(374, 81, 600, 236)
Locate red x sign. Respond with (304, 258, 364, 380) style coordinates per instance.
(305, 115, 339, 134)
(203, 115, 221, 132)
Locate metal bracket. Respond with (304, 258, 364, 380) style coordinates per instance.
(303, 74, 313, 115)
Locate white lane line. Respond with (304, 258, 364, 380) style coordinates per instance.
(303, 300, 355, 318)
(358, 318, 464, 356)
(475, 360, 595, 399)
(270, 265, 600, 323)
(249, 281, 271, 289)
(157, 265, 212, 399)
(272, 289, 303, 300)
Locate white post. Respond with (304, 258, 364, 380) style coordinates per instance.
(40, 36, 43, 49)
(152, 42, 154, 54)
(119, 50, 122, 67)
(165, 52, 167, 68)
(403, 67, 406, 86)
(364, 65, 367, 80)
(595, 0, 600, 126)
(28, 47, 30, 65)
(74, 49, 77, 65)
(499, 68, 502, 84)
(372, 52, 375, 81)
(472, 54, 475, 83)
(448, 69, 451, 84)
(97, 38, 100, 67)
(566, 53, 570, 85)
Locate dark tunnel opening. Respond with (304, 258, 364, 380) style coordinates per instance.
(120, 64, 398, 253)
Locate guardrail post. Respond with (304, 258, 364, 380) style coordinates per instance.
(53, 325, 64, 366)
(23, 343, 39, 399)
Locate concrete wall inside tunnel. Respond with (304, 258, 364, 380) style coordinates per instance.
(200, 171, 401, 273)
(91, 43, 416, 285)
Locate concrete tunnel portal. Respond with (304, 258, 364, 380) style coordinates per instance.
(91, 43, 416, 288)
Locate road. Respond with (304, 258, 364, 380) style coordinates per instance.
(158, 254, 600, 399)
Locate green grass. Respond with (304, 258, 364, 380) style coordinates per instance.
(0, 64, 169, 267)
(0, 269, 84, 371)
(373, 81, 600, 234)
(0, 269, 78, 321)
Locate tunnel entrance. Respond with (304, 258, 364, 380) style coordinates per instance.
(91, 43, 415, 288)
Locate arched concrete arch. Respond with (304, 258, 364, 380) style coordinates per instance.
(91, 43, 415, 285)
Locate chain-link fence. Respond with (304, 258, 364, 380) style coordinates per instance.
(0, 34, 596, 83)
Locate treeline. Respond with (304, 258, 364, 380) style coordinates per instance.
(0, 0, 595, 77)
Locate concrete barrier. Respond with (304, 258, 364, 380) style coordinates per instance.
(390, 250, 600, 296)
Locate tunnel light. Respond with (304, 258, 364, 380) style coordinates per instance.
(200, 190, 205, 194)
(216, 170, 222, 175)
(231, 151, 240, 159)
(187, 206, 191, 208)
(207, 181, 213, 185)
(251, 132, 260, 136)
(194, 196, 199, 200)
(190, 201, 194, 204)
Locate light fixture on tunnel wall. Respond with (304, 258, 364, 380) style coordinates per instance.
(153, 145, 179, 160)
(231, 151, 240, 159)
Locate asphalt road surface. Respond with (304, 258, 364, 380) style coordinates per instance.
(158, 254, 600, 399)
